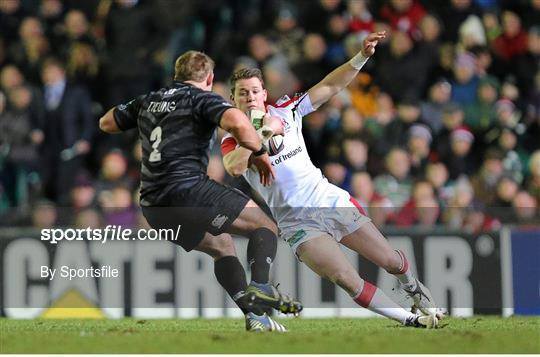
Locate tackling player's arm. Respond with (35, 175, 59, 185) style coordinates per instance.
(307, 31, 386, 110)
(99, 97, 141, 133)
(220, 108, 275, 185)
(99, 108, 121, 133)
(222, 113, 284, 177)
(220, 108, 264, 152)
(223, 146, 252, 177)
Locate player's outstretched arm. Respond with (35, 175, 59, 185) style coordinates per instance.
(99, 108, 122, 133)
(307, 31, 386, 110)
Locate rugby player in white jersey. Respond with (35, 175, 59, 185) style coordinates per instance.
(221, 31, 443, 328)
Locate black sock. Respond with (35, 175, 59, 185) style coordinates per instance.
(247, 227, 277, 284)
(214, 256, 249, 314)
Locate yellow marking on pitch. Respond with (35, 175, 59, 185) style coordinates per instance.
(40, 289, 106, 319)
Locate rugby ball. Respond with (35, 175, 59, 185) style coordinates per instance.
(249, 109, 284, 156)
(249, 109, 266, 130)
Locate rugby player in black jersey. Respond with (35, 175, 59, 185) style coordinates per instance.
(99, 51, 300, 332)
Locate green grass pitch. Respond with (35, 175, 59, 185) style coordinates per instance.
(1, 316, 539, 354)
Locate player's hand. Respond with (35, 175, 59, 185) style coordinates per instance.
(263, 114, 285, 135)
(256, 125, 274, 142)
(361, 31, 386, 57)
(251, 153, 275, 186)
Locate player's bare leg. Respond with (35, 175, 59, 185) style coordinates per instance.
(195, 232, 238, 260)
(227, 199, 302, 315)
(340, 222, 442, 318)
(296, 235, 437, 328)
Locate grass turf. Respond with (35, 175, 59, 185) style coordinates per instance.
(1, 316, 539, 354)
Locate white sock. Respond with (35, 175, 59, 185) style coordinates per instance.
(353, 280, 415, 324)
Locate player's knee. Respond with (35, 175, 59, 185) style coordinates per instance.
(382, 251, 402, 274)
(329, 268, 358, 292)
(238, 202, 277, 234)
(212, 234, 236, 259)
(199, 234, 236, 260)
(260, 218, 277, 235)
(249, 208, 277, 235)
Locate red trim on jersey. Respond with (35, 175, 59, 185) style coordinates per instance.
(397, 250, 409, 274)
(354, 281, 377, 308)
(349, 196, 367, 216)
(274, 95, 301, 108)
(221, 137, 237, 156)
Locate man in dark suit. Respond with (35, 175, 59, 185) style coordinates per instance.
(41, 57, 94, 204)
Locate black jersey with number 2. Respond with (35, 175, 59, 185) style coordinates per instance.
(113, 81, 233, 204)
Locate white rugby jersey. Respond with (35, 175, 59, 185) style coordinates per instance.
(221, 93, 353, 226)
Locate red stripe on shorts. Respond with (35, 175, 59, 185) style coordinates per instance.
(349, 196, 367, 216)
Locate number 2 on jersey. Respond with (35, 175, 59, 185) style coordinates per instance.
(149, 126, 162, 162)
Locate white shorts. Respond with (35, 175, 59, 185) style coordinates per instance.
(279, 183, 371, 254)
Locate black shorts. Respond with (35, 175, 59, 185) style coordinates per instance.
(141, 177, 250, 252)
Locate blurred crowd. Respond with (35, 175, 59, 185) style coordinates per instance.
(0, 0, 539, 232)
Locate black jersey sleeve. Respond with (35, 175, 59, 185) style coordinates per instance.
(192, 91, 233, 127)
(113, 96, 144, 131)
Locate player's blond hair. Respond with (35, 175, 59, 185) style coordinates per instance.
(229, 68, 265, 94)
(174, 51, 214, 82)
